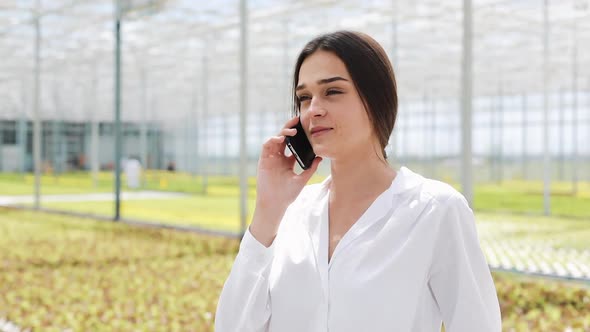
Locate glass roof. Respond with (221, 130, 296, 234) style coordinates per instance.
(0, 0, 588, 124)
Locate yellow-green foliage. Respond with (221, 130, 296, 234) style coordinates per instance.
(1, 172, 589, 219)
(0, 208, 238, 331)
(1, 209, 589, 331)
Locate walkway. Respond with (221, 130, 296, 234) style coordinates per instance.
(0, 191, 188, 205)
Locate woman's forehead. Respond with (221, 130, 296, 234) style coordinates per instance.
(298, 50, 351, 84)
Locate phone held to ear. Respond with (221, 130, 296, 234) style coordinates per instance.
(286, 118, 316, 170)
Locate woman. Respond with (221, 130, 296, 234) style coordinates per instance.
(215, 31, 501, 332)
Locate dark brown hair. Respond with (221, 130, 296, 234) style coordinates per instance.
(292, 30, 398, 159)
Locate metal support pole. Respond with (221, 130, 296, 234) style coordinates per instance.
(91, 121, 99, 186)
(558, 88, 565, 180)
(59, 120, 66, 173)
(521, 94, 528, 180)
(403, 106, 408, 163)
(152, 96, 159, 169)
(422, 93, 428, 173)
(140, 68, 148, 175)
(18, 116, 27, 173)
(497, 85, 503, 183)
(33, 0, 42, 209)
(90, 66, 99, 188)
(239, 0, 249, 235)
(542, 0, 551, 215)
(52, 83, 62, 175)
(202, 52, 208, 194)
(283, 19, 290, 119)
(460, 0, 474, 205)
(183, 115, 190, 173)
(53, 119, 60, 174)
(19, 80, 28, 173)
(397, 110, 404, 161)
(430, 98, 436, 178)
(223, 114, 229, 175)
(391, 0, 399, 165)
(572, 20, 578, 195)
(190, 74, 198, 177)
(259, 110, 265, 157)
(113, 0, 123, 220)
(490, 96, 498, 182)
(391, 0, 399, 69)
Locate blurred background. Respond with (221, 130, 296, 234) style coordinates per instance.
(0, 0, 589, 331)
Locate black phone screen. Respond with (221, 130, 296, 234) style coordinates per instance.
(286, 118, 316, 170)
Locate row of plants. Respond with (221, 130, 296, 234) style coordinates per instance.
(1, 209, 589, 331)
(1, 171, 589, 218)
(0, 208, 238, 331)
(477, 212, 590, 251)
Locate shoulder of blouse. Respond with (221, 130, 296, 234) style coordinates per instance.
(410, 173, 469, 209)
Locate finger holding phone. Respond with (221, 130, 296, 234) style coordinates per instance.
(249, 116, 322, 247)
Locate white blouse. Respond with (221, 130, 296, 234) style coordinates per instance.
(215, 167, 501, 332)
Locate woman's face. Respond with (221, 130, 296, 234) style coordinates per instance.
(296, 50, 376, 160)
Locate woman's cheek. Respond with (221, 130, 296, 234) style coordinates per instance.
(299, 112, 311, 134)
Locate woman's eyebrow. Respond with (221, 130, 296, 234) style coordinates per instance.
(296, 76, 349, 91)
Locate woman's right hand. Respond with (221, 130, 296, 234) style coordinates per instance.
(249, 116, 323, 246)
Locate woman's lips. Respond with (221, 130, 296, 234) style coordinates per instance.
(311, 128, 332, 137)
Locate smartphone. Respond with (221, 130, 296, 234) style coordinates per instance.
(286, 118, 316, 170)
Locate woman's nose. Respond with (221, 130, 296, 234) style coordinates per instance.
(308, 97, 326, 117)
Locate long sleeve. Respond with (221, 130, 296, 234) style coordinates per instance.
(215, 228, 275, 332)
(427, 194, 502, 332)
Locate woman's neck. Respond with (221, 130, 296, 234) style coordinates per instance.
(328, 149, 396, 203)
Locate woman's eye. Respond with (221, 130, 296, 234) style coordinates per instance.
(297, 95, 311, 102)
(326, 89, 342, 96)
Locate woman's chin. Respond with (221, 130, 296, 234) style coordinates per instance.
(312, 147, 334, 159)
